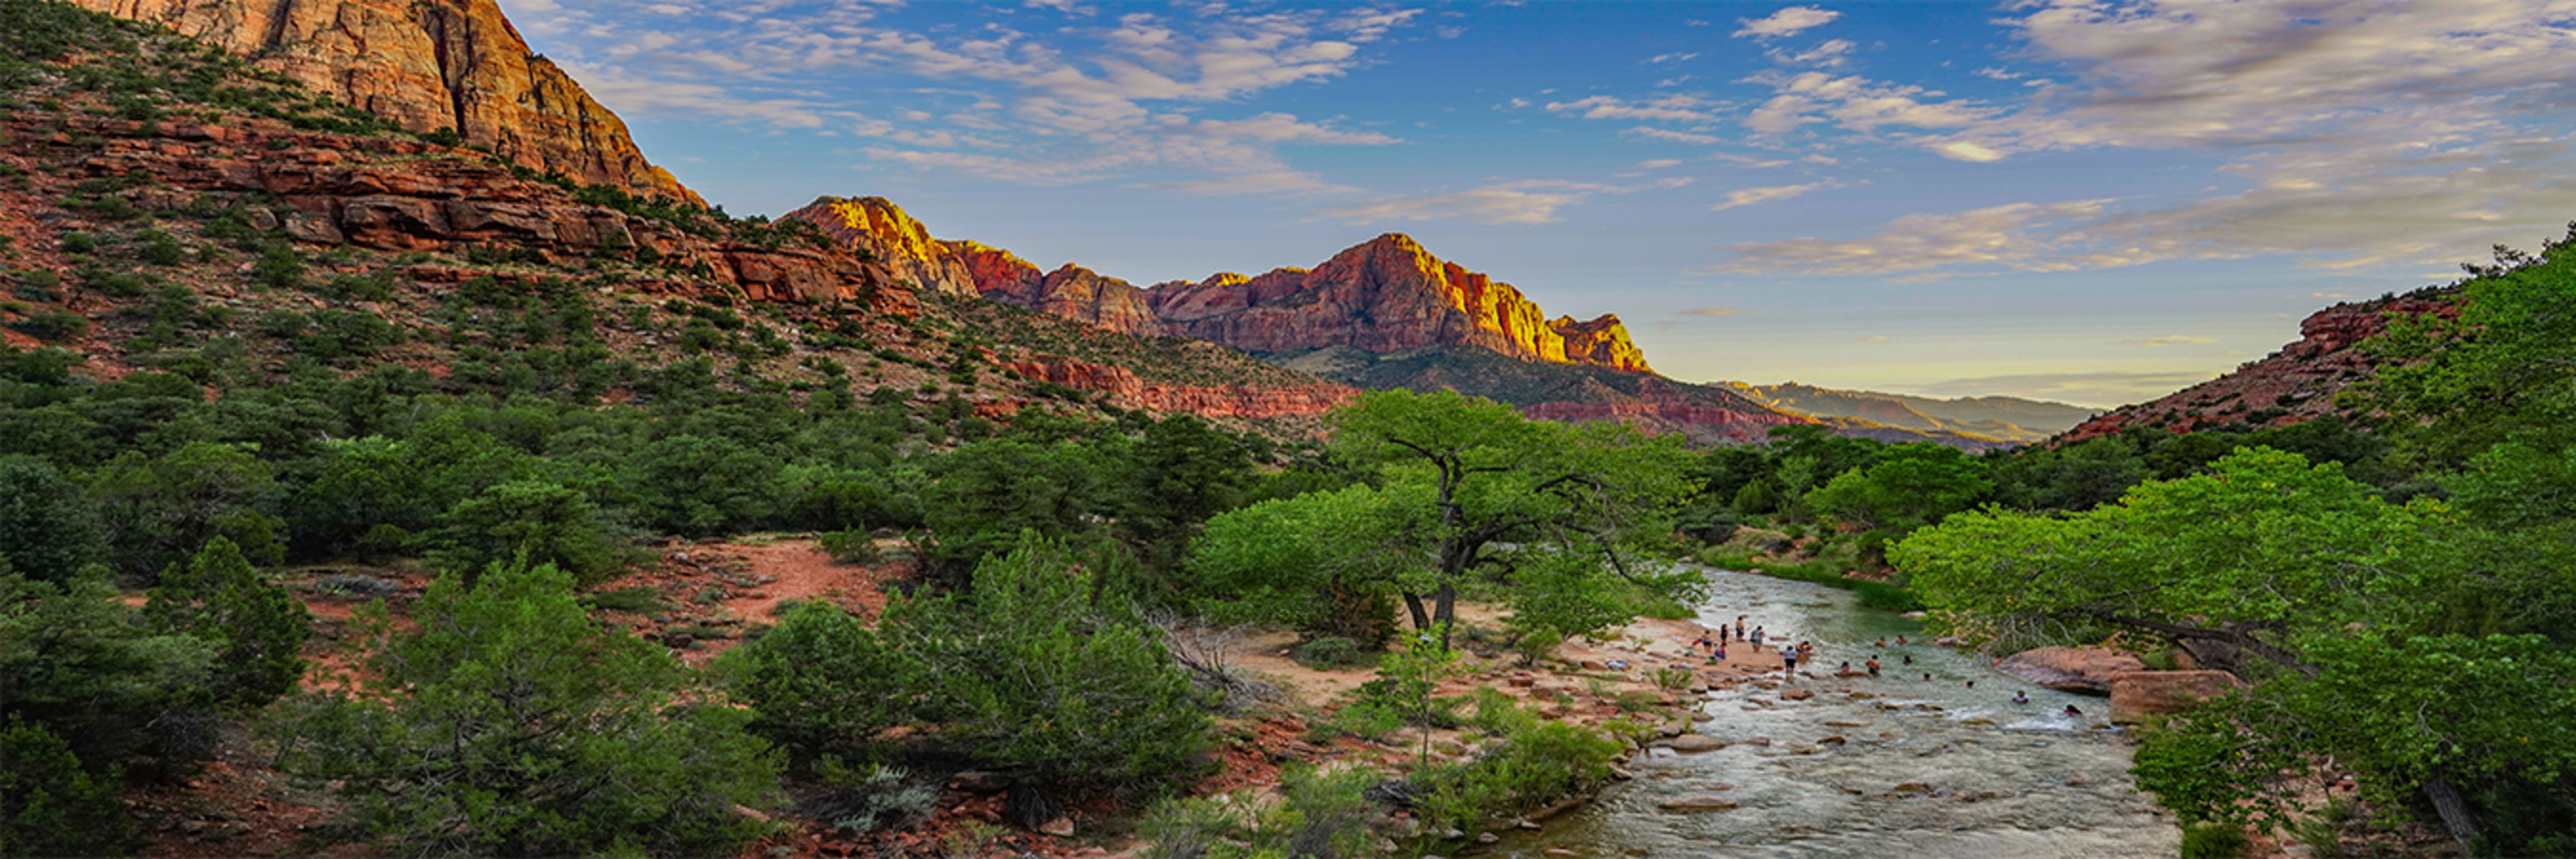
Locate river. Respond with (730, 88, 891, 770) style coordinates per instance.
(1491, 566, 2180, 858)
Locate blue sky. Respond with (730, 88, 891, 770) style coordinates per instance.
(500, 0, 2576, 407)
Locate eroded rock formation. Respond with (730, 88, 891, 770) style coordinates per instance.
(76, 0, 700, 205)
(782, 196, 979, 295)
(1148, 234, 1652, 372)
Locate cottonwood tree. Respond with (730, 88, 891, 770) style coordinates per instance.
(1193, 389, 1697, 643)
(1893, 447, 2452, 676)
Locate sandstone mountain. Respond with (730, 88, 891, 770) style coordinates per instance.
(2059, 291, 2460, 442)
(1728, 383, 2096, 444)
(782, 198, 1650, 373)
(1146, 234, 1652, 373)
(75, 0, 700, 205)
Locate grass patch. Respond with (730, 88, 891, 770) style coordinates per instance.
(581, 586, 667, 614)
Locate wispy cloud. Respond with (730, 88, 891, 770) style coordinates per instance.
(1708, 200, 2119, 278)
(2118, 335, 2216, 347)
(1681, 307, 1748, 317)
(1545, 95, 1721, 124)
(520, 3, 1417, 193)
(1733, 6, 1841, 40)
(1322, 178, 1686, 225)
(1713, 181, 1833, 211)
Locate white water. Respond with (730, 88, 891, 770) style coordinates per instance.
(1488, 567, 2180, 858)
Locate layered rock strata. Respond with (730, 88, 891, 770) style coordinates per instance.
(1147, 234, 1652, 372)
(34, 111, 910, 313)
(77, 0, 699, 206)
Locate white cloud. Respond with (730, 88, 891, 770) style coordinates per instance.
(1707, 200, 2118, 278)
(1768, 38, 1854, 68)
(1545, 95, 1720, 123)
(1733, 6, 1841, 39)
(1646, 52, 1700, 64)
(1713, 182, 1831, 211)
(1623, 127, 1725, 145)
(1322, 178, 1685, 225)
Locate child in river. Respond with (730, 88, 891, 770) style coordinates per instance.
(1866, 657, 1881, 677)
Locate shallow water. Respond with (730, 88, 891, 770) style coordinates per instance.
(1489, 567, 2179, 858)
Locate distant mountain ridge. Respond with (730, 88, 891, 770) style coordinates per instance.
(1727, 383, 2097, 444)
(782, 197, 1647, 372)
(781, 194, 2048, 450)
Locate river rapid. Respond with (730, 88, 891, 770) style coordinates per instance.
(1491, 566, 2180, 858)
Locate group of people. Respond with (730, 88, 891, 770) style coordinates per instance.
(1684, 618, 2079, 715)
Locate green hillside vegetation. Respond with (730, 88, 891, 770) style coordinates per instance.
(5, 1, 2573, 855)
(1896, 236, 2576, 856)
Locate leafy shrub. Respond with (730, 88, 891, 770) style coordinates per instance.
(56, 231, 93, 254)
(2179, 822, 2251, 859)
(0, 454, 104, 584)
(816, 528, 881, 565)
(1413, 721, 1623, 832)
(0, 717, 133, 857)
(800, 759, 937, 835)
(720, 600, 919, 763)
(420, 480, 629, 584)
(272, 562, 782, 857)
(6, 310, 86, 342)
(1140, 764, 1381, 859)
(1291, 636, 1371, 670)
(888, 534, 1214, 787)
(142, 536, 309, 707)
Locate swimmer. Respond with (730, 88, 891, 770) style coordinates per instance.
(1865, 657, 1881, 677)
(1874, 638, 1886, 648)
(2012, 690, 2030, 704)
(1895, 636, 1908, 645)
(1964, 680, 1975, 689)
(1922, 672, 1933, 681)
(2063, 705, 2084, 717)
(1901, 655, 1913, 665)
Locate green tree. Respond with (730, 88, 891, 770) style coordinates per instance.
(91, 441, 286, 580)
(881, 534, 1212, 787)
(1801, 442, 1992, 531)
(720, 600, 921, 764)
(421, 480, 627, 584)
(1205, 389, 1696, 640)
(2359, 232, 2576, 468)
(1894, 448, 2452, 675)
(915, 438, 1106, 585)
(142, 536, 309, 707)
(273, 561, 781, 857)
(1, 716, 133, 858)
(626, 434, 786, 537)
(0, 454, 104, 584)
(1, 564, 215, 776)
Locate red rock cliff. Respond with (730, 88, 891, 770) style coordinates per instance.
(76, 0, 700, 206)
(1008, 359, 1354, 419)
(780, 196, 979, 295)
(1146, 234, 1653, 372)
(947, 241, 1170, 336)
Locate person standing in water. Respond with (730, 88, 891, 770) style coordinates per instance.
(1866, 657, 1881, 677)
(1751, 627, 1765, 652)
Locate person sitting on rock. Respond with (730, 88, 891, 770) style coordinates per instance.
(1839, 660, 1853, 674)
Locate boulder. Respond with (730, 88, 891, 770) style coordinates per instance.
(1666, 735, 1725, 753)
(2108, 670, 2247, 719)
(1780, 689, 1814, 701)
(1994, 646, 2145, 695)
(1658, 795, 1739, 811)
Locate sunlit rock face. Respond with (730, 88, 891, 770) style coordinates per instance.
(782, 205, 1654, 372)
(76, 0, 701, 206)
(783, 197, 981, 296)
(1147, 234, 1654, 372)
